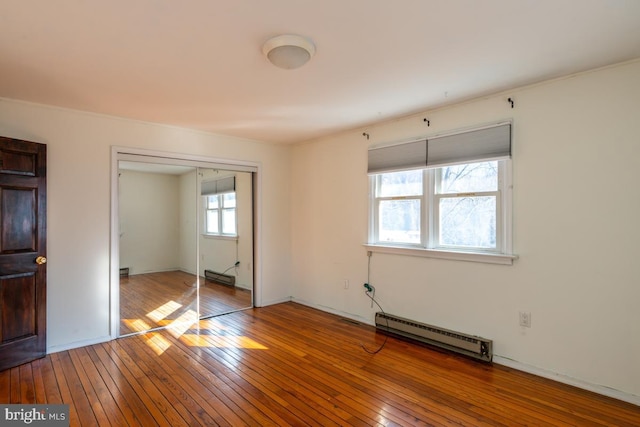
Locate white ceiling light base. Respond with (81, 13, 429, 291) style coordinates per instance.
(262, 34, 316, 70)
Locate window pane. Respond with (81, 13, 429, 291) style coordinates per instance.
(223, 192, 236, 208)
(438, 161, 497, 194)
(377, 170, 423, 197)
(207, 196, 219, 209)
(222, 208, 236, 234)
(206, 210, 219, 234)
(378, 199, 420, 243)
(439, 196, 496, 248)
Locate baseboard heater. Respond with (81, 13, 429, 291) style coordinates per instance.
(375, 312, 493, 362)
(204, 270, 235, 287)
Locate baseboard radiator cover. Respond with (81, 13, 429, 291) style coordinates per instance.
(375, 312, 493, 362)
(204, 269, 235, 287)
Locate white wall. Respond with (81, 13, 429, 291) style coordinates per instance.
(119, 170, 180, 274)
(178, 170, 197, 274)
(0, 99, 292, 352)
(235, 172, 254, 289)
(290, 60, 640, 401)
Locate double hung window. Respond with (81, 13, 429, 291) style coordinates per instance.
(435, 161, 501, 250)
(368, 123, 514, 262)
(202, 176, 237, 237)
(205, 193, 237, 235)
(375, 169, 423, 244)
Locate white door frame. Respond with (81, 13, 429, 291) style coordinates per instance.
(109, 146, 261, 339)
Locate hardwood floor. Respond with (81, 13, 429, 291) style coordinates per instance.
(120, 271, 252, 335)
(2, 302, 639, 426)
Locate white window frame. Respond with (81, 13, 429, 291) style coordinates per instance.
(204, 192, 238, 238)
(367, 159, 515, 265)
(372, 172, 424, 248)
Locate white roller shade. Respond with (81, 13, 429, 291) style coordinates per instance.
(427, 124, 511, 168)
(201, 176, 235, 196)
(367, 140, 427, 174)
(367, 123, 511, 175)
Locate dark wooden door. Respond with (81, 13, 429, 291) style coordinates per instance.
(0, 136, 47, 371)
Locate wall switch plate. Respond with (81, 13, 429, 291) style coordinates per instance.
(519, 311, 531, 328)
(343, 279, 349, 289)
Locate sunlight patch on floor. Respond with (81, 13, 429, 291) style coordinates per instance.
(146, 300, 182, 323)
(198, 318, 233, 331)
(126, 306, 267, 352)
(122, 318, 153, 332)
(181, 333, 268, 349)
(166, 309, 198, 338)
(178, 318, 268, 349)
(142, 332, 172, 355)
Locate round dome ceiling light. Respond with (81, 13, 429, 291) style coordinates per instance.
(262, 34, 316, 70)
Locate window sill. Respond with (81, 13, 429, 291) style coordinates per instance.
(363, 244, 518, 265)
(202, 234, 238, 241)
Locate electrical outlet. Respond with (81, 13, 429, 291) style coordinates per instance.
(343, 279, 349, 290)
(519, 311, 531, 328)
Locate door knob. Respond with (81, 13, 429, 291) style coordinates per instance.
(35, 256, 47, 265)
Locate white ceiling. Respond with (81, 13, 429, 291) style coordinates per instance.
(1, 1, 639, 144)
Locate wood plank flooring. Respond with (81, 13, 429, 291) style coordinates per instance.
(120, 271, 252, 335)
(2, 302, 639, 426)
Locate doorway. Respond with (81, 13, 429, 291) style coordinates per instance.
(110, 148, 259, 338)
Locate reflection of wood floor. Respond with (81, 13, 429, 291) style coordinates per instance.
(120, 271, 251, 335)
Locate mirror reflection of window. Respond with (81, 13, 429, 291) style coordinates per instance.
(202, 176, 237, 236)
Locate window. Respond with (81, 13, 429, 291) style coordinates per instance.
(368, 123, 514, 263)
(435, 161, 500, 250)
(202, 176, 237, 237)
(205, 192, 237, 236)
(375, 169, 423, 244)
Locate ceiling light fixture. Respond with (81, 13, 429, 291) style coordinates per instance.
(262, 34, 316, 70)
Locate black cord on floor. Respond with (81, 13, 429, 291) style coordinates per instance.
(360, 290, 389, 354)
(360, 251, 389, 354)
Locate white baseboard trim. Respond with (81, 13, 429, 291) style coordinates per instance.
(255, 296, 292, 308)
(47, 335, 112, 354)
(132, 267, 184, 275)
(291, 298, 374, 326)
(493, 356, 640, 407)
